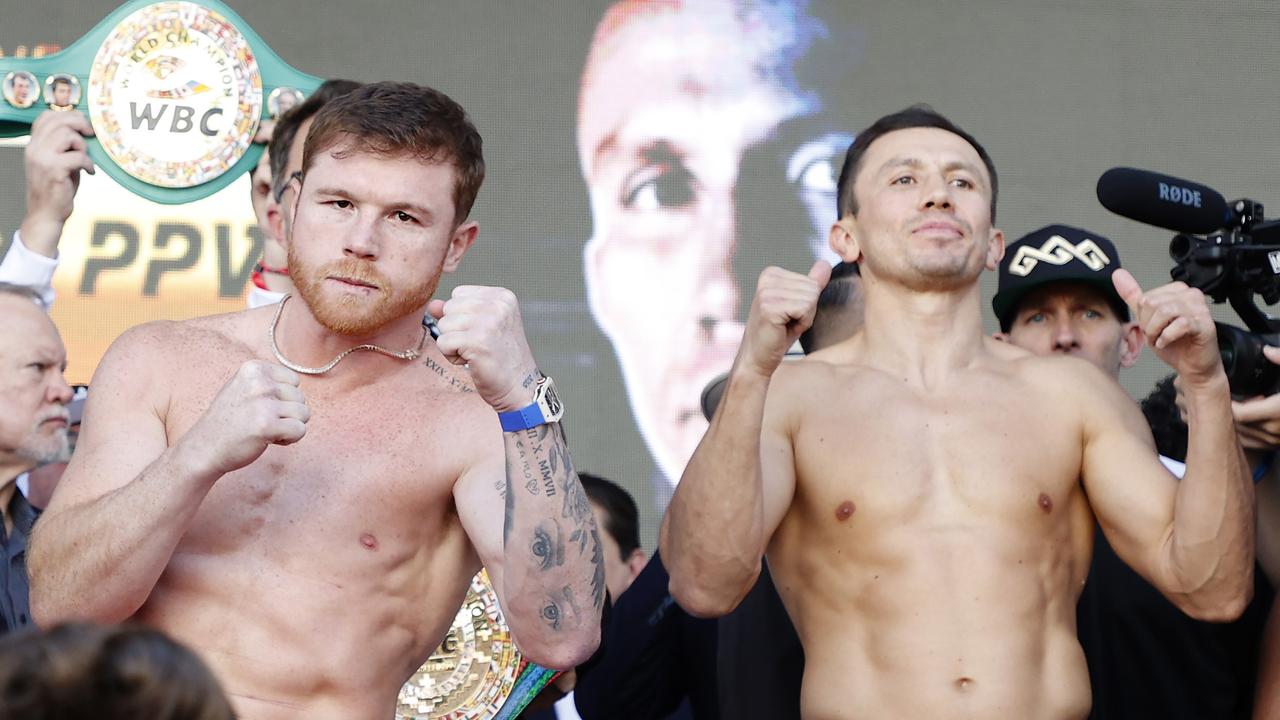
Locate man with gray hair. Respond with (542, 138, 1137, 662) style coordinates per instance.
(0, 283, 73, 633)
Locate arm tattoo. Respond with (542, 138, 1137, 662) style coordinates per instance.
(532, 521, 566, 571)
(423, 357, 476, 393)
(506, 422, 607, 614)
(514, 437, 539, 496)
(567, 515, 605, 608)
(541, 585, 581, 631)
(539, 424, 608, 610)
(502, 455, 515, 545)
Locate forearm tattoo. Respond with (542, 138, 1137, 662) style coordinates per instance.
(532, 520, 565, 571)
(541, 585, 581, 631)
(506, 422, 608, 619)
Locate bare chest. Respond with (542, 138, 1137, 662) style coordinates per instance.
(162, 359, 483, 557)
(790, 378, 1085, 532)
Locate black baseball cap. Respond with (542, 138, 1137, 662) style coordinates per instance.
(992, 224, 1129, 332)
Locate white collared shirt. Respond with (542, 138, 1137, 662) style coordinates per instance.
(0, 231, 57, 310)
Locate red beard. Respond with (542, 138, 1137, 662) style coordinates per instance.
(288, 250, 439, 336)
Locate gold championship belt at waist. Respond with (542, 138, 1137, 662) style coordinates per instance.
(0, 0, 321, 204)
(398, 569, 520, 719)
(399, 569, 561, 720)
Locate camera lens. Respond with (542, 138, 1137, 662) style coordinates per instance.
(1217, 335, 1237, 372)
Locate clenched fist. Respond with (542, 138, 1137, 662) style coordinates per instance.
(738, 261, 832, 377)
(427, 286, 541, 413)
(183, 360, 310, 476)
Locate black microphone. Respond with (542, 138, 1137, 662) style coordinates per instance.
(1096, 167, 1230, 234)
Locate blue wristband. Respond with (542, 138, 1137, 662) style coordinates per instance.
(498, 403, 548, 432)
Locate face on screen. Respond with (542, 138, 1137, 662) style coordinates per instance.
(579, 0, 850, 486)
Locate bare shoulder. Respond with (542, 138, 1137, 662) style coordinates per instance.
(92, 308, 269, 405)
(167, 306, 269, 357)
(991, 340, 1134, 416)
(772, 353, 854, 388)
(101, 307, 266, 364)
(768, 352, 869, 422)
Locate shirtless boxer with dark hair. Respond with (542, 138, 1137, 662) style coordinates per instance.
(663, 105, 1253, 719)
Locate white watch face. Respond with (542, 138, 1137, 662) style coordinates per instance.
(539, 379, 564, 421)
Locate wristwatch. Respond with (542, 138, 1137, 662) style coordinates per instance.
(497, 376, 564, 432)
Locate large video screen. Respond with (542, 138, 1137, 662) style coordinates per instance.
(4, 0, 1280, 546)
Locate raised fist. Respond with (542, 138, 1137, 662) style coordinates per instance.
(183, 360, 310, 476)
(427, 286, 541, 413)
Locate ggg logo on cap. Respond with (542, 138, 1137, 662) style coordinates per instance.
(1007, 234, 1112, 277)
(87, 1, 262, 188)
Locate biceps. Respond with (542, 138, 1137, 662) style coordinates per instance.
(453, 455, 507, 590)
(1083, 432, 1178, 577)
(48, 400, 168, 513)
(760, 425, 797, 542)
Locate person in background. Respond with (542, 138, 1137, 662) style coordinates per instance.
(0, 622, 235, 720)
(0, 283, 72, 634)
(0, 110, 94, 310)
(17, 383, 86, 509)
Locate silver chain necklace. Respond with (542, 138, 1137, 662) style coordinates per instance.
(268, 294, 428, 375)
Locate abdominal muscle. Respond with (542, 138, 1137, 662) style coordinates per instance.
(771, 516, 1094, 720)
(135, 519, 477, 720)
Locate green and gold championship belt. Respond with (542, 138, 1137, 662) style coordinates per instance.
(399, 569, 560, 720)
(0, 0, 322, 204)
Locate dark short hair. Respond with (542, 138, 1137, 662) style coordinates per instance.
(835, 104, 998, 222)
(302, 81, 486, 224)
(51, 77, 71, 90)
(578, 473, 640, 559)
(268, 79, 364, 201)
(0, 623, 234, 720)
(799, 261, 861, 354)
(1141, 374, 1188, 463)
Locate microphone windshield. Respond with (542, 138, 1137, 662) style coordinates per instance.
(1097, 167, 1229, 234)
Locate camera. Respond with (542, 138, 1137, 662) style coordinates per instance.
(1098, 168, 1280, 397)
(1166, 199, 1280, 396)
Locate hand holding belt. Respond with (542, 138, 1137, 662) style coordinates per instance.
(0, 0, 322, 204)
